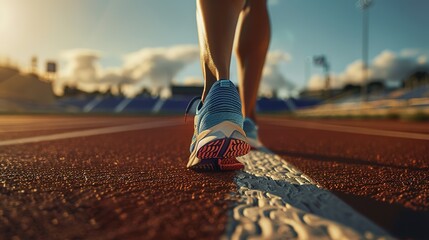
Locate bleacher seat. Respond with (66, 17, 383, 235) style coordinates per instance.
(92, 97, 125, 112)
(290, 98, 321, 109)
(122, 97, 159, 112)
(394, 86, 429, 100)
(257, 98, 290, 112)
(57, 96, 96, 110)
(161, 97, 194, 113)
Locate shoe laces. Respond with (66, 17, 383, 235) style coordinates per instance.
(184, 96, 201, 122)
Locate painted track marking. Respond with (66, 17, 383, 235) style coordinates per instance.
(0, 120, 182, 146)
(226, 151, 393, 239)
(266, 119, 429, 140)
(0, 120, 124, 133)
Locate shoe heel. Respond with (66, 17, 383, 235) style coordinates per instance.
(197, 138, 226, 159)
(188, 157, 244, 172)
(196, 121, 250, 159)
(218, 158, 244, 171)
(223, 138, 250, 158)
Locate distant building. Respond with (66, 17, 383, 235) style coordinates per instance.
(402, 71, 429, 89)
(299, 88, 342, 100)
(300, 80, 387, 101)
(366, 80, 386, 94)
(31, 56, 38, 74)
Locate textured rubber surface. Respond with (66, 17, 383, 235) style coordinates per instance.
(0, 116, 236, 240)
(187, 121, 250, 171)
(189, 157, 244, 172)
(260, 116, 429, 239)
(1, 115, 428, 239)
(197, 138, 250, 159)
(230, 151, 391, 239)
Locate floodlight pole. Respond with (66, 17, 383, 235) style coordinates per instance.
(313, 55, 330, 99)
(358, 0, 373, 102)
(304, 57, 311, 88)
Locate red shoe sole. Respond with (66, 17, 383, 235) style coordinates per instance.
(197, 138, 250, 159)
(189, 157, 244, 172)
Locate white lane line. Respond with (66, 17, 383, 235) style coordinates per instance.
(83, 96, 103, 112)
(0, 121, 124, 133)
(152, 99, 166, 113)
(0, 120, 182, 146)
(227, 151, 392, 239)
(115, 98, 133, 113)
(266, 119, 429, 141)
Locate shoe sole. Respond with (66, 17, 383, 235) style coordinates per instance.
(195, 121, 250, 159)
(197, 138, 250, 159)
(189, 157, 244, 172)
(187, 121, 250, 171)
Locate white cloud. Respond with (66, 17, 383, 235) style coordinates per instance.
(58, 45, 199, 97)
(400, 49, 420, 57)
(307, 49, 429, 90)
(418, 56, 427, 65)
(58, 47, 297, 98)
(55, 49, 102, 95)
(122, 45, 199, 96)
(182, 76, 203, 86)
(259, 51, 295, 97)
(61, 49, 101, 84)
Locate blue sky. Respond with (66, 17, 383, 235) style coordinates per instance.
(1, 0, 428, 90)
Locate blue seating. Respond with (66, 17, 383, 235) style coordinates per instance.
(257, 98, 290, 112)
(161, 97, 194, 113)
(290, 98, 321, 108)
(395, 86, 429, 100)
(122, 97, 158, 112)
(57, 96, 96, 109)
(92, 97, 125, 112)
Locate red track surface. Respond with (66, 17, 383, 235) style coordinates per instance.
(260, 117, 429, 239)
(0, 115, 428, 239)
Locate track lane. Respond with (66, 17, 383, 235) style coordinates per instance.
(258, 119, 428, 239)
(0, 115, 427, 239)
(0, 122, 235, 240)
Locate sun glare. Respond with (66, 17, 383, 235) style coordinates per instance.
(0, 3, 11, 33)
(0, 1, 18, 55)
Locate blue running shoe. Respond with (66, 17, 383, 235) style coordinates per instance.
(243, 117, 269, 152)
(186, 80, 250, 171)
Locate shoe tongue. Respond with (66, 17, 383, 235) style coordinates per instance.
(219, 79, 232, 87)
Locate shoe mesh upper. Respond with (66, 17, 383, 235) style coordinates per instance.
(197, 80, 243, 133)
(189, 80, 244, 153)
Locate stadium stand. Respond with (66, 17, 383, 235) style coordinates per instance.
(91, 97, 125, 112)
(122, 97, 159, 113)
(160, 96, 195, 113)
(257, 97, 290, 112)
(391, 85, 429, 100)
